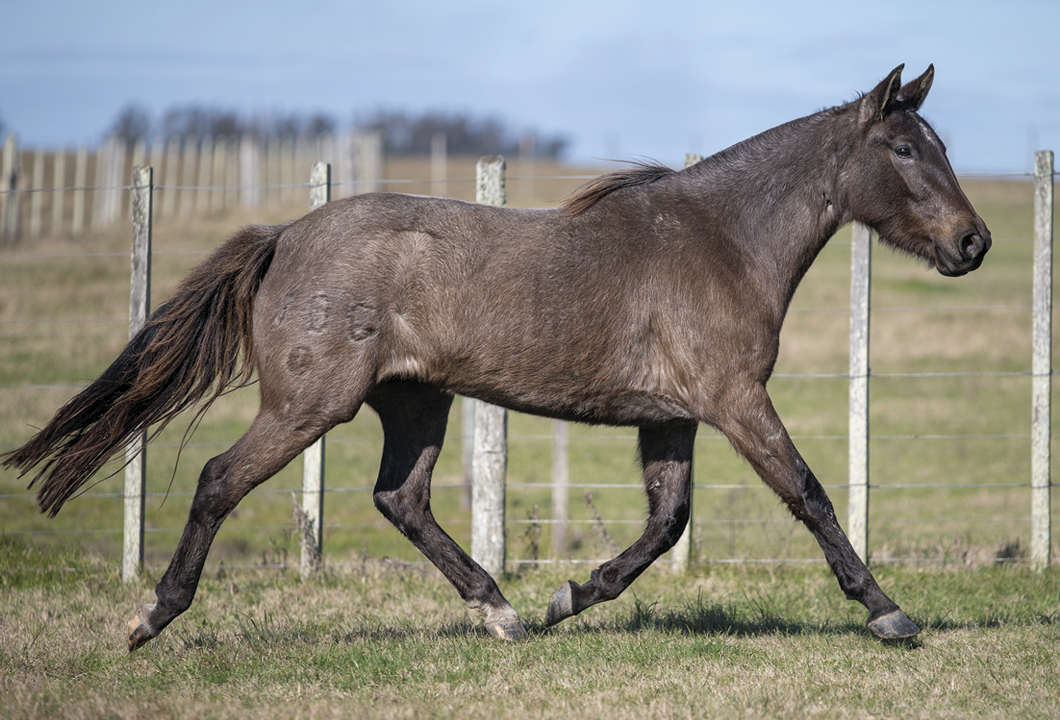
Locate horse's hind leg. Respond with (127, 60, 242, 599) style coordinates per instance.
(545, 420, 697, 627)
(368, 381, 527, 640)
(715, 383, 919, 640)
(126, 404, 342, 650)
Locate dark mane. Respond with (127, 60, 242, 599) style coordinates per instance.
(561, 161, 674, 215)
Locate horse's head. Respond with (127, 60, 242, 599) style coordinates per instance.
(844, 65, 991, 277)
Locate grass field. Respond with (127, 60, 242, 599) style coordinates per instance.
(1, 536, 1058, 719)
(1, 158, 1058, 718)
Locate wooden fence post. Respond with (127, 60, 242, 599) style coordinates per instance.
(1031, 150, 1054, 571)
(670, 153, 704, 572)
(462, 398, 475, 510)
(1, 134, 19, 243)
(123, 165, 152, 583)
(471, 156, 508, 576)
(161, 137, 179, 220)
(240, 136, 260, 209)
(552, 419, 569, 554)
(93, 136, 125, 230)
(29, 150, 44, 239)
(180, 138, 198, 218)
(300, 161, 331, 578)
(71, 145, 87, 236)
(51, 150, 66, 235)
(848, 222, 873, 563)
(196, 137, 213, 213)
(211, 139, 226, 212)
(432, 131, 448, 198)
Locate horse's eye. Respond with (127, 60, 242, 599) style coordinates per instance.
(894, 146, 913, 159)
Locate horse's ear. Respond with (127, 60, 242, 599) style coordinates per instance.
(896, 64, 934, 111)
(861, 64, 905, 124)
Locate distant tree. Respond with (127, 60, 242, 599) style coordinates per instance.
(269, 113, 303, 139)
(357, 110, 568, 159)
(160, 105, 245, 143)
(160, 106, 204, 142)
(110, 105, 151, 147)
(207, 110, 242, 139)
(101, 104, 566, 158)
(304, 113, 337, 139)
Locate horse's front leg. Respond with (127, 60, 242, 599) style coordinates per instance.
(716, 382, 920, 640)
(545, 420, 697, 626)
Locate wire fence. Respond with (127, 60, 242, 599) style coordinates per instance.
(0, 143, 1056, 578)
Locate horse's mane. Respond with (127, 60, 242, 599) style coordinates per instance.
(561, 161, 675, 215)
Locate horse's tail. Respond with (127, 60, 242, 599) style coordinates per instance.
(1, 224, 282, 517)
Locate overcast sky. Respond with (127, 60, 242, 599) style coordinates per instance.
(2, 0, 1057, 173)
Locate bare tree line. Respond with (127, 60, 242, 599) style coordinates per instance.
(107, 104, 569, 159)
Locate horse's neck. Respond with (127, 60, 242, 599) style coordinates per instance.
(689, 111, 855, 317)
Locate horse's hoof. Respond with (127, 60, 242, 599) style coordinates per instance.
(486, 618, 529, 641)
(127, 603, 158, 651)
(867, 609, 920, 640)
(545, 580, 580, 626)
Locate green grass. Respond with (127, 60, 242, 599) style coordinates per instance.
(1, 537, 1057, 719)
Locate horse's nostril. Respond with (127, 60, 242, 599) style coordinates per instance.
(961, 233, 983, 260)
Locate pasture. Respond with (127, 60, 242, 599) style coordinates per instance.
(1, 156, 1058, 717)
(1, 540, 1058, 719)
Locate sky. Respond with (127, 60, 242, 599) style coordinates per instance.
(1, 0, 1057, 174)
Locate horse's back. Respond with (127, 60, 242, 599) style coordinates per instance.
(250, 193, 708, 424)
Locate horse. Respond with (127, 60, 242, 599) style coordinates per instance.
(3, 64, 990, 649)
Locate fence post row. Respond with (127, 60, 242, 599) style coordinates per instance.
(300, 162, 332, 578)
(470, 156, 509, 576)
(123, 166, 152, 583)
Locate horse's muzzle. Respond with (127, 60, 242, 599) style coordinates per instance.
(935, 229, 991, 277)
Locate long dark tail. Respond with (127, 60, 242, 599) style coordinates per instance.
(1, 224, 282, 517)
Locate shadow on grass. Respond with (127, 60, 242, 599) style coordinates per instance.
(102, 560, 1060, 654)
(526, 590, 874, 641)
